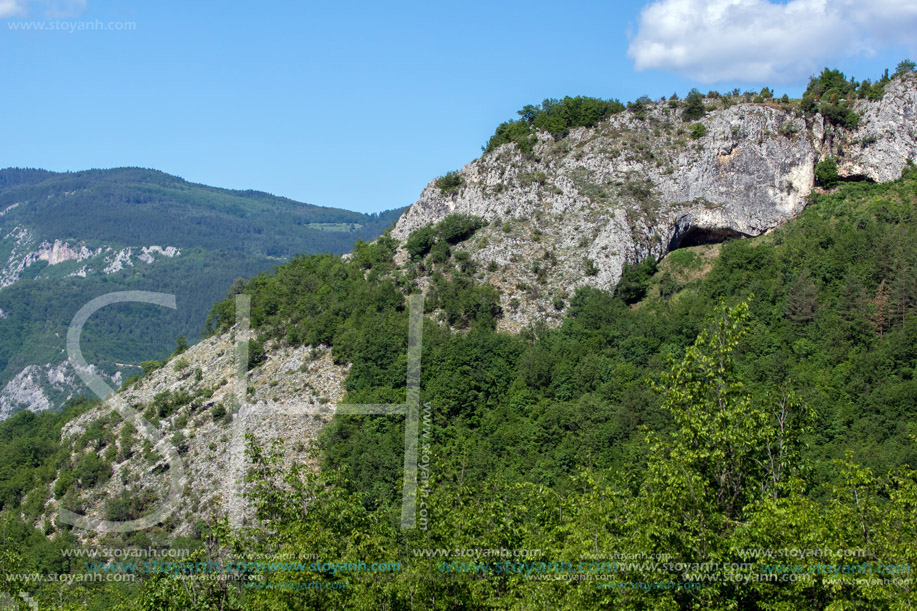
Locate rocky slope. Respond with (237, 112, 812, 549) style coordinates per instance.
(44, 325, 348, 541)
(393, 73, 917, 330)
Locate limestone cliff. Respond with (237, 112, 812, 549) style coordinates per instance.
(392, 73, 917, 330)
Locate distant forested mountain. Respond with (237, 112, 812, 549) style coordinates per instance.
(0, 167, 404, 418)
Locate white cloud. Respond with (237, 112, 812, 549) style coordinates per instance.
(43, 0, 86, 18)
(628, 0, 917, 83)
(0, 0, 87, 18)
(0, 0, 27, 18)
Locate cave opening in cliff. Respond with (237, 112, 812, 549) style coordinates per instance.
(670, 226, 749, 250)
(838, 174, 876, 184)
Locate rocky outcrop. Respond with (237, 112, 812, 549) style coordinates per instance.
(832, 73, 917, 182)
(0, 365, 52, 418)
(392, 103, 816, 328)
(49, 328, 349, 540)
(136, 245, 180, 264)
(0, 227, 181, 289)
(0, 361, 120, 421)
(103, 245, 181, 274)
(1, 236, 101, 288)
(392, 75, 917, 330)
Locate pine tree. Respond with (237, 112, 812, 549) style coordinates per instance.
(785, 270, 818, 326)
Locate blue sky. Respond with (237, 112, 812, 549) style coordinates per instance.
(2, 0, 915, 213)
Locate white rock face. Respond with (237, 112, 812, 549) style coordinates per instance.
(68, 265, 90, 278)
(103, 247, 134, 274)
(33, 239, 99, 266)
(0, 225, 38, 288)
(0, 365, 52, 419)
(104, 245, 180, 273)
(393, 104, 816, 292)
(0, 361, 120, 421)
(0, 203, 21, 217)
(0, 226, 182, 287)
(837, 73, 917, 182)
(391, 76, 917, 329)
(137, 245, 180, 264)
(50, 328, 350, 540)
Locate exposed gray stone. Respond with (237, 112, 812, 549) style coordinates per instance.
(392, 75, 917, 330)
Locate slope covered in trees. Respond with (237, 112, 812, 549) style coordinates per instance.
(2, 168, 912, 608)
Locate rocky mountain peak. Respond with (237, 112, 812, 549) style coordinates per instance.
(391, 74, 917, 330)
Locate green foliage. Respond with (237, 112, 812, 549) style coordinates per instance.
(211, 403, 227, 421)
(104, 487, 156, 521)
(73, 452, 111, 489)
(484, 118, 539, 156)
(204, 241, 414, 386)
(436, 214, 484, 244)
(800, 91, 817, 113)
(682, 88, 706, 121)
(903, 158, 917, 180)
(895, 59, 916, 75)
(626, 95, 650, 119)
(821, 100, 860, 129)
(806, 67, 858, 99)
(405, 214, 484, 260)
(484, 96, 625, 154)
(779, 120, 800, 136)
(658, 271, 680, 298)
(0, 399, 95, 513)
(152, 389, 193, 419)
(646, 300, 812, 516)
(172, 335, 188, 356)
(803, 68, 861, 128)
(139, 360, 161, 376)
(815, 156, 839, 187)
(427, 273, 502, 329)
(434, 171, 464, 195)
(534, 96, 626, 135)
(615, 256, 657, 303)
(230, 282, 917, 609)
(246, 338, 266, 371)
(858, 78, 886, 101)
(427, 239, 451, 265)
(404, 225, 437, 259)
(689, 122, 707, 139)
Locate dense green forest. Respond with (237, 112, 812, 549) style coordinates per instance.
(2, 167, 915, 609)
(0, 167, 404, 414)
(0, 168, 402, 255)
